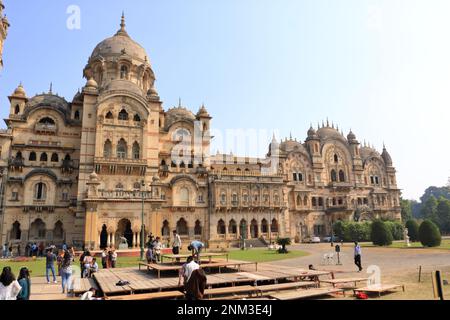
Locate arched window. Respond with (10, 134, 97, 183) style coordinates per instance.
(29, 152, 37, 161)
(118, 109, 129, 121)
(14, 104, 20, 115)
(133, 114, 141, 122)
(16, 151, 23, 160)
(271, 219, 279, 233)
(162, 220, 170, 237)
(334, 154, 339, 163)
(132, 142, 140, 160)
(303, 196, 308, 206)
(10, 221, 21, 240)
(179, 187, 189, 206)
(117, 139, 127, 158)
(54, 221, 64, 239)
(51, 153, 59, 162)
(35, 183, 47, 200)
(177, 218, 188, 236)
(40, 153, 48, 162)
(133, 182, 141, 190)
(297, 195, 301, 205)
(74, 110, 80, 120)
(331, 170, 337, 182)
(312, 197, 317, 207)
(30, 219, 46, 239)
(64, 154, 71, 161)
(250, 219, 258, 238)
(103, 140, 112, 158)
(161, 160, 167, 166)
(105, 111, 113, 119)
(339, 170, 345, 182)
(228, 220, 237, 234)
(180, 162, 186, 168)
(239, 219, 248, 239)
(39, 117, 55, 126)
(195, 220, 202, 236)
(120, 65, 129, 79)
(261, 219, 268, 233)
(318, 197, 324, 206)
(217, 220, 226, 235)
(298, 173, 304, 182)
(115, 183, 124, 190)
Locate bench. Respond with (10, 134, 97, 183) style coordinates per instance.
(106, 290, 185, 301)
(269, 288, 344, 300)
(256, 282, 318, 296)
(204, 285, 259, 299)
(353, 284, 405, 297)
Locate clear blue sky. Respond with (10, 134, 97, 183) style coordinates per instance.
(1, 0, 450, 200)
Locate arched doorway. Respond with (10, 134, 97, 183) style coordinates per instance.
(30, 219, 46, 240)
(100, 225, 108, 249)
(177, 218, 188, 236)
(10, 221, 21, 241)
(239, 219, 248, 239)
(250, 219, 258, 239)
(162, 220, 170, 237)
(53, 221, 64, 241)
(117, 219, 133, 248)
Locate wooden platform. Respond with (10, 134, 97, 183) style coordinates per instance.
(269, 288, 344, 300)
(353, 284, 405, 297)
(161, 252, 229, 264)
(94, 265, 330, 297)
(73, 278, 100, 295)
(321, 277, 369, 289)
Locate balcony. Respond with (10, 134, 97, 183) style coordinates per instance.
(97, 190, 153, 200)
(35, 123, 57, 135)
(95, 157, 147, 165)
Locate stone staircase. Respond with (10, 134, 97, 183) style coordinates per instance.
(243, 238, 268, 248)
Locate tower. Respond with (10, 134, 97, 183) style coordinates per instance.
(0, 0, 9, 71)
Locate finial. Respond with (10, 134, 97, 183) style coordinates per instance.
(332, 122, 335, 129)
(178, 97, 182, 107)
(121, 11, 126, 30)
(290, 132, 293, 140)
(326, 118, 329, 127)
(49, 82, 53, 94)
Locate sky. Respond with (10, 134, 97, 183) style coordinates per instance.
(1, 0, 450, 200)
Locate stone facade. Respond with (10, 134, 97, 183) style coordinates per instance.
(0, 16, 401, 251)
(0, 0, 9, 71)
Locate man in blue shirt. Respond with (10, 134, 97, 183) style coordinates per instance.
(45, 249, 58, 283)
(188, 240, 204, 264)
(354, 242, 363, 272)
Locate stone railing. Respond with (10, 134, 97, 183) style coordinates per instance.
(97, 190, 153, 199)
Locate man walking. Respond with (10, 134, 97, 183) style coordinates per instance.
(46, 248, 58, 284)
(354, 241, 363, 272)
(172, 230, 181, 255)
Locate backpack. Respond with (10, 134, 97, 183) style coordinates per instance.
(356, 292, 369, 300)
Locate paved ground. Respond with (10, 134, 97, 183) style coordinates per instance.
(28, 243, 450, 300)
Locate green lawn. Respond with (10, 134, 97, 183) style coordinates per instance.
(361, 239, 450, 250)
(0, 248, 308, 277)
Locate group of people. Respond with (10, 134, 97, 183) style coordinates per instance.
(79, 251, 100, 278)
(44, 246, 76, 294)
(1, 243, 13, 259)
(100, 247, 118, 269)
(145, 235, 163, 264)
(0, 267, 31, 300)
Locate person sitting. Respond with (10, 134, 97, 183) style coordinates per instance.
(89, 258, 99, 277)
(187, 240, 204, 264)
(80, 287, 99, 300)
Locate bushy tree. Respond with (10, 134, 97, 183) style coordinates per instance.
(371, 220, 393, 246)
(436, 197, 450, 234)
(420, 196, 438, 224)
(333, 221, 371, 242)
(405, 219, 419, 242)
(400, 199, 413, 221)
(385, 221, 404, 240)
(419, 220, 442, 247)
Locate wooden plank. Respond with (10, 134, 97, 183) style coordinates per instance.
(107, 291, 185, 301)
(353, 284, 405, 296)
(257, 282, 318, 293)
(270, 288, 343, 300)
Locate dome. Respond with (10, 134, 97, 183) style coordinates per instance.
(381, 146, 393, 166)
(11, 83, 27, 98)
(85, 78, 98, 89)
(147, 86, 158, 97)
(306, 126, 318, 140)
(27, 93, 69, 109)
(90, 14, 148, 64)
(317, 126, 347, 144)
(196, 105, 210, 118)
(104, 79, 144, 96)
(72, 90, 83, 103)
(280, 139, 308, 154)
(347, 130, 356, 142)
(165, 107, 196, 130)
(360, 146, 382, 162)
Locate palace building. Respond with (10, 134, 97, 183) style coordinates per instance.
(0, 0, 9, 72)
(0, 16, 401, 251)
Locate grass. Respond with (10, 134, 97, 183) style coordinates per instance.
(0, 248, 309, 277)
(361, 239, 450, 250)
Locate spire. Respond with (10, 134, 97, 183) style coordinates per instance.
(326, 118, 329, 127)
(49, 82, 53, 94)
(178, 97, 182, 108)
(115, 11, 129, 37)
(290, 132, 293, 140)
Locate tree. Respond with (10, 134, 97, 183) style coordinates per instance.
(418, 220, 442, 247)
(420, 187, 450, 204)
(371, 220, 393, 246)
(405, 220, 419, 242)
(400, 199, 413, 221)
(276, 238, 291, 254)
(436, 197, 450, 234)
(420, 196, 438, 224)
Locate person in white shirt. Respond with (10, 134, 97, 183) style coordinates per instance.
(172, 230, 182, 255)
(153, 237, 162, 263)
(178, 256, 199, 287)
(80, 288, 99, 300)
(354, 242, 363, 272)
(0, 267, 22, 300)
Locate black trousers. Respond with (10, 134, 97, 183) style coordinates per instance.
(354, 254, 362, 271)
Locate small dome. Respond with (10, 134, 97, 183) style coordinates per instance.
(317, 126, 347, 144)
(196, 105, 210, 118)
(85, 78, 98, 89)
(104, 79, 144, 96)
(72, 90, 83, 103)
(347, 130, 356, 142)
(12, 83, 26, 97)
(89, 172, 99, 180)
(147, 86, 158, 96)
(382, 146, 393, 166)
(165, 107, 196, 130)
(307, 126, 319, 140)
